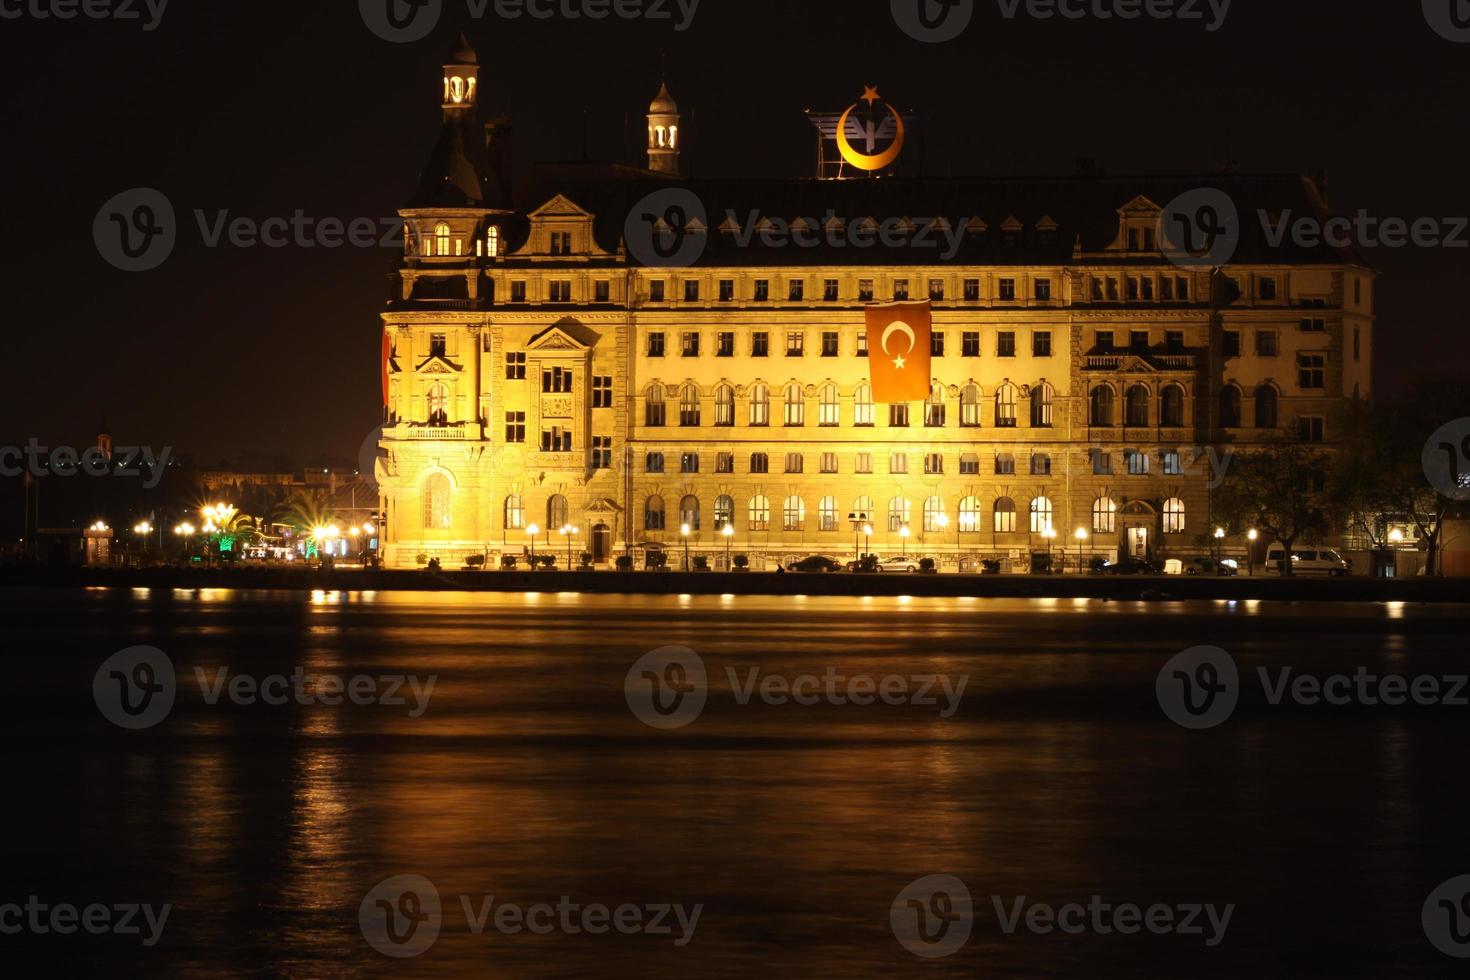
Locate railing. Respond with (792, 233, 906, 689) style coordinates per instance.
(382, 425, 475, 441)
(1084, 353, 1196, 370)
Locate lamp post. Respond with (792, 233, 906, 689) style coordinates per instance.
(722, 522, 734, 570)
(1043, 526, 1057, 571)
(132, 521, 151, 564)
(1214, 527, 1226, 566)
(561, 524, 577, 571)
(174, 522, 195, 562)
(1247, 528, 1258, 576)
(527, 522, 539, 569)
(1074, 528, 1089, 574)
(863, 523, 873, 562)
(680, 523, 691, 572)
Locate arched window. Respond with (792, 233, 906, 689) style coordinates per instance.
(645, 385, 666, 427)
(1219, 385, 1242, 428)
(1126, 385, 1151, 427)
(679, 383, 700, 426)
(1031, 383, 1054, 428)
(486, 225, 500, 258)
(714, 384, 735, 427)
(994, 497, 1017, 534)
(748, 495, 771, 531)
(923, 496, 946, 533)
(434, 223, 451, 256)
(1091, 385, 1116, 427)
(714, 495, 734, 530)
(1092, 497, 1117, 534)
(749, 384, 770, 426)
(423, 473, 451, 529)
(995, 383, 1018, 428)
(925, 382, 947, 427)
(1255, 385, 1278, 429)
(783, 496, 805, 531)
(819, 383, 840, 426)
(645, 495, 666, 531)
(853, 496, 875, 525)
(853, 382, 874, 427)
(1163, 497, 1186, 534)
(784, 383, 805, 426)
(818, 497, 838, 531)
(1161, 384, 1185, 428)
(547, 494, 569, 529)
(680, 495, 700, 532)
(1030, 496, 1054, 534)
(958, 496, 981, 533)
(888, 497, 911, 533)
(426, 383, 449, 425)
(960, 384, 982, 428)
(504, 494, 525, 530)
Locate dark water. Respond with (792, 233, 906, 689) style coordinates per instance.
(6, 588, 1470, 977)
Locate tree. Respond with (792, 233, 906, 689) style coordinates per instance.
(1214, 438, 1338, 576)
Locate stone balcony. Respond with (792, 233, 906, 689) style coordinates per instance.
(382, 423, 478, 442)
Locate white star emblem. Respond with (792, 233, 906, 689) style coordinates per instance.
(893, 355, 906, 370)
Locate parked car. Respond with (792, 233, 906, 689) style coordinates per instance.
(1181, 557, 1239, 576)
(1264, 547, 1350, 576)
(787, 555, 843, 573)
(1097, 557, 1160, 575)
(874, 556, 922, 573)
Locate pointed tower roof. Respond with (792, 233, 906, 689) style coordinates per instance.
(409, 122, 497, 208)
(649, 80, 678, 115)
(447, 32, 477, 65)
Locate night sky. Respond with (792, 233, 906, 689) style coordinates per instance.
(2, 1, 1465, 466)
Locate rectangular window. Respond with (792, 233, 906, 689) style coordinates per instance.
(1092, 450, 1112, 475)
(428, 333, 447, 357)
(788, 279, 805, 302)
(962, 331, 981, 357)
(1163, 451, 1182, 475)
(647, 332, 665, 357)
(893, 279, 910, 301)
(716, 332, 735, 357)
(858, 279, 875, 302)
(594, 280, 610, 303)
(1034, 278, 1051, 301)
(1300, 317, 1326, 332)
(716, 452, 734, 474)
(1126, 449, 1150, 475)
(925, 453, 944, 475)
(1223, 331, 1240, 358)
(681, 332, 700, 357)
(1031, 453, 1052, 476)
(856, 332, 868, 357)
(592, 436, 612, 469)
(1353, 327, 1361, 362)
(855, 453, 873, 474)
(1259, 276, 1277, 300)
(998, 278, 1016, 301)
(931, 332, 945, 357)
(548, 280, 572, 303)
(751, 332, 769, 357)
(684, 279, 700, 302)
(929, 278, 945, 301)
(1091, 277, 1104, 301)
(750, 453, 768, 474)
(1142, 277, 1155, 301)
(821, 331, 839, 357)
(1298, 353, 1326, 389)
(824, 279, 839, 302)
(994, 454, 1016, 476)
(504, 412, 526, 443)
(510, 280, 527, 303)
(1127, 277, 1140, 301)
(997, 332, 1016, 357)
(592, 376, 613, 408)
(890, 453, 908, 475)
(646, 452, 665, 474)
(718, 279, 734, 302)
(505, 352, 526, 380)
(541, 366, 572, 393)
(786, 332, 805, 356)
(1033, 331, 1051, 357)
(681, 452, 699, 474)
(1160, 277, 1174, 301)
(1107, 278, 1120, 301)
(963, 278, 980, 301)
(889, 403, 909, 427)
(550, 231, 571, 255)
(1096, 330, 1114, 349)
(753, 279, 769, 302)
(785, 453, 804, 474)
(540, 427, 572, 452)
(1176, 276, 1189, 300)
(1257, 331, 1279, 357)
(648, 280, 665, 302)
(1130, 330, 1149, 349)
(1299, 416, 1325, 442)
(820, 452, 838, 474)
(959, 454, 980, 475)
(1165, 330, 1185, 351)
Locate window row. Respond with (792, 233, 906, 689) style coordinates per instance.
(1087, 384, 1188, 428)
(643, 447, 1194, 478)
(641, 275, 1056, 305)
(645, 329, 1054, 359)
(644, 382, 1056, 428)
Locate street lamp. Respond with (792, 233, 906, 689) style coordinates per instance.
(1247, 528, 1259, 576)
(526, 523, 539, 568)
(722, 522, 734, 570)
(1074, 528, 1089, 574)
(1214, 527, 1226, 564)
(863, 523, 873, 563)
(680, 522, 691, 572)
(1043, 526, 1057, 569)
(560, 524, 578, 571)
(899, 523, 911, 555)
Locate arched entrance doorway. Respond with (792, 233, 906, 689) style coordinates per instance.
(1119, 500, 1157, 561)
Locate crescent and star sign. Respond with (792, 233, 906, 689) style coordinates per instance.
(881, 320, 916, 371)
(835, 86, 906, 172)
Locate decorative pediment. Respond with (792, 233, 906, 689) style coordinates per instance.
(718, 215, 743, 234)
(526, 330, 584, 352)
(1117, 194, 1164, 216)
(527, 194, 593, 220)
(527, 317, 601, 352)
(964, 217, 988, 235)
(415, 355, 461, 374)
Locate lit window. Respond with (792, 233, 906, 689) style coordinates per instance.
(783, 496, 805, 531)
(1092, 498, 1116, 534)
(504, 494, 524, 530)
(423, 473, 451, 529)
(1029, 497, 1054, 534)
(749, 384, 770, 426)
(748, 496, 771, 532)
(1163, 498, 1186, 534)
(994, 497, 1017, 534)
(853, 383, 874, 426)
(888, 497, 911, 533)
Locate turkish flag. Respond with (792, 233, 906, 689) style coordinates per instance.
(865, 301, 932, 403)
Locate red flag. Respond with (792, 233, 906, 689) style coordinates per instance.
(381, 332, 392, 407)
(865, 301, 932, 403)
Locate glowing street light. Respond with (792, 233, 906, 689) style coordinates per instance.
(527, 522, 540, 568)
(1213, 526, 1226, 563)
(722, 522, 734, 569)
(680, 522, 692, 572)
(1247, 528, 1259, 576)
(1388, 528, 1405, 544)
(560, 523, 578, 571)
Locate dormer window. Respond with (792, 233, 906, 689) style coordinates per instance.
(434, 223, 451, 257)
(486, 226, 500, 258)
(550, 231, 572, 256)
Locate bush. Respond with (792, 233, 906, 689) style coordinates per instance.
(692, 555, 709, 571)
(646, 552, 668, 571)
(465, 554, 486, 569)
(579, 552, 594, 569)
(415, 553, 429, 567)
(615, 555, 634, 572)
(919, 557, 937, 574)
(853, 554, 879, 574)
(425, 557, 441, 572)
(733, 554, 749, 571)
(501, 555, 518, 570)
(981, 559, 1002, 575)
(539, 555, 556, 570)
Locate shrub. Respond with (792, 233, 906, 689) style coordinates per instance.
(501, 555, 518, 570)
(646, 552, 668, 570)
(425, 557, 441, 572)
(615, 555, 634, 572)
(733, 554, 749, 571)
(693, 555, 709, 571)
(415, 553, 429, 566)
(465, 554, 486, 569)
(919, 557, 936, 574)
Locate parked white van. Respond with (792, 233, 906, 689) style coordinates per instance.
(1264, 547, 1350, 577)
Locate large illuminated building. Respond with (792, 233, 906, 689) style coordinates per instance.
(374, 37, 1373, 570)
